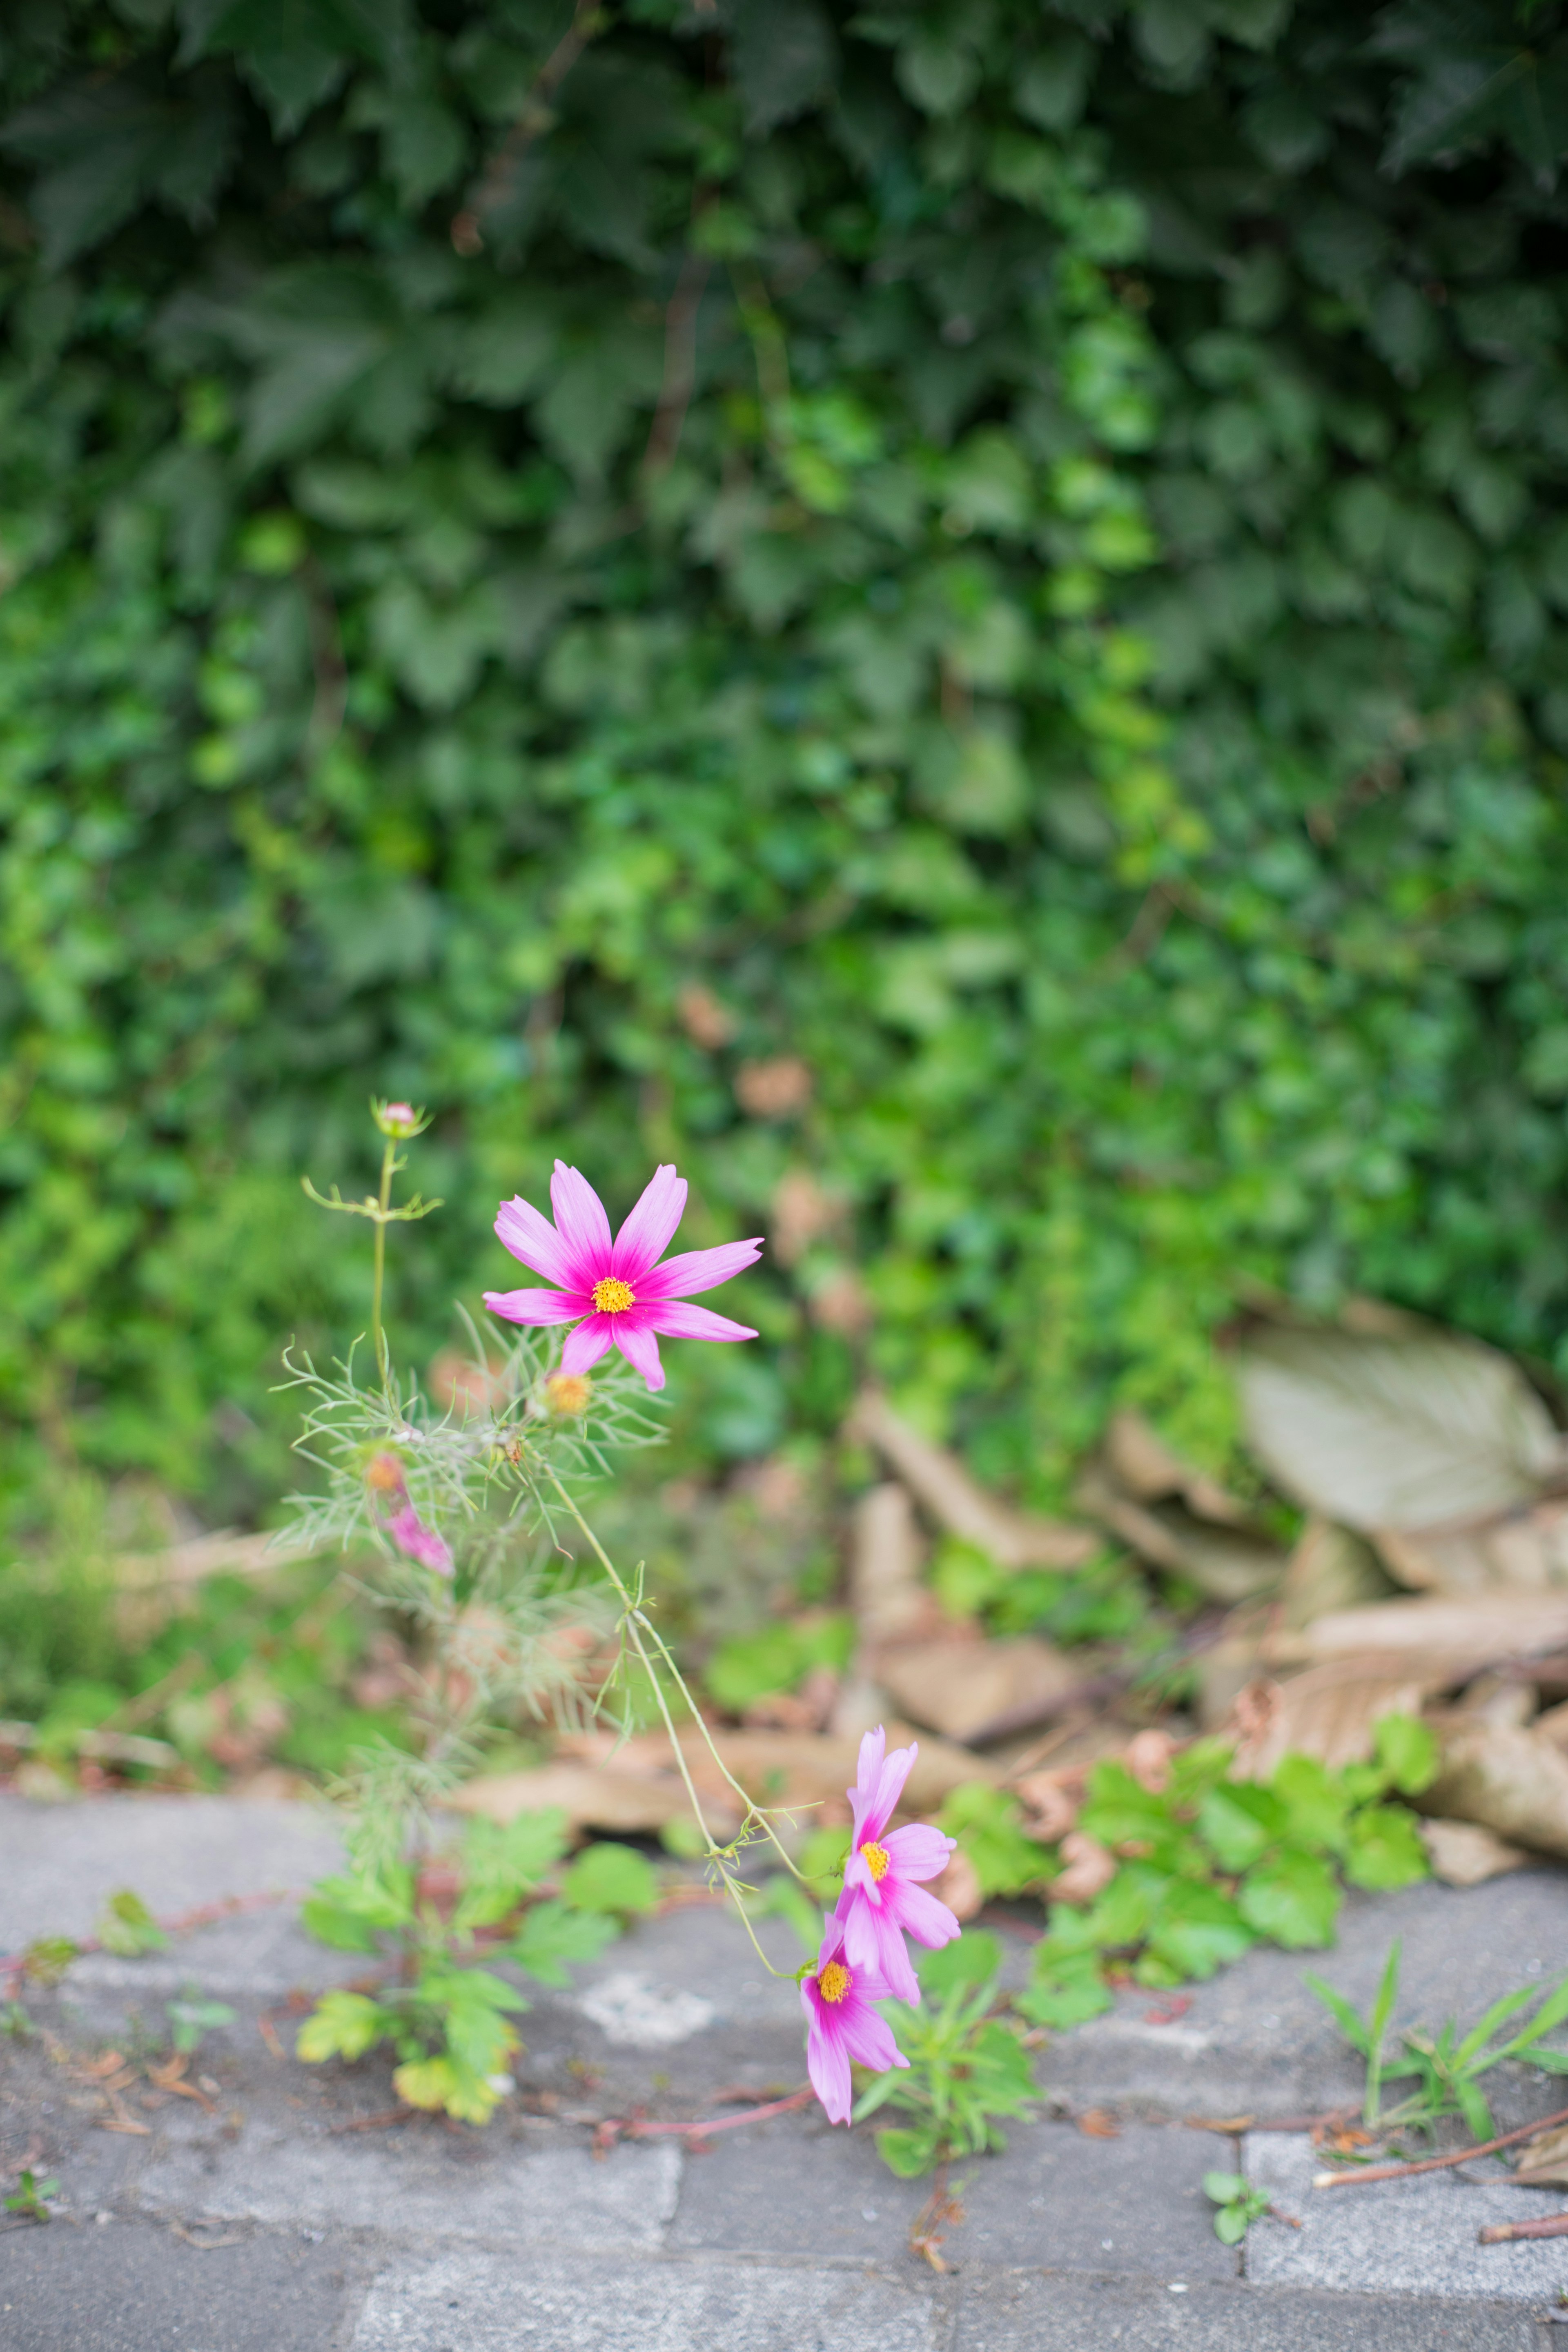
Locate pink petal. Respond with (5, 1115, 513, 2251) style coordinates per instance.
(549, 1162, 613, 1287)
(842, 1847, 885, 1908)
(483, 1287, 587, 1327)
(640, 1299, 757, 1344)
(849, 1728, 886, 1835)
(884, 1876, 962, 1952)
(495, 1196, 577, 1289)
(868, 1740, 918, 1840)
(612, 1319, 665, 1392)
(842, 1893, 918, 2003)
(882, 1823, 957, 1883)
(561, 1315, 616, 1376)
(804, 2013, 852, 2126)
(636, 1238, 764, 1300)
(839, 1996, 910, 2075)
(612, 1164, 688, 1283)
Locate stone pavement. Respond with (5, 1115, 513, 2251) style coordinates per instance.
(0, 1792, 1566, 2349)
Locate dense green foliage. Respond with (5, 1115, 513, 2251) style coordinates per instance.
(5, 0, 1568, 1507)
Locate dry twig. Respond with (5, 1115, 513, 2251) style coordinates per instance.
(1315, 2103, 1568, 2189)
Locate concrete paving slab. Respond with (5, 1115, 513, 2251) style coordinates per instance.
(0, 1795, 344, 1948)
(134, 2104, 683, 2249)
(347, 2247, 950, 2352)
(952, 2271, 1549, 2349)
(666, 2114, 933, 2259)
(1244, 2131, 1568, 2302)
(0, 2214, 368, 2352)
(951, 2121, 1235, 2277)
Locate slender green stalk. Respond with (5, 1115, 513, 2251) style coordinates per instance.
(546, 1469, 815, 1976)
(371, 1138, 394, 1372)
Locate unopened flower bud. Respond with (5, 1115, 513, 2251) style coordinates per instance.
(544, 1372, 592, 1417)
(365, 1450, 408, 1495)
(372, 1099, 427, 1140)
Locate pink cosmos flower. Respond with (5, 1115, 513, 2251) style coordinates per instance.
(834, 1726, 962, 2005)
(800, 1912, 909, 2126)
(483, 1161, 762, 1394)
(385, 1502, 454, 1579)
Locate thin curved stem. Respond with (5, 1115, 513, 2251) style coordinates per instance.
(544, 1470, 815, 1961)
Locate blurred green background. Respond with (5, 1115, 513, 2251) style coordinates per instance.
(4, 0, 1568, 1539)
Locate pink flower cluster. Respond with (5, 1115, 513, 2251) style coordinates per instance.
(801, 1727, 962, 2126)
(365, 1451, 453, 1579)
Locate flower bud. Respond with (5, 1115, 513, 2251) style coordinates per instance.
(365, 1450, 409, 1496)
(372, 1098, 427, 1140)
(544, 1372, 592, 1417)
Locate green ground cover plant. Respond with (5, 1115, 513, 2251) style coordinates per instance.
(3, 3, 1568, 1522)
(1308, 1938, 1568, 2141)
(852, 1930, 1038, 2178)
(1008, 1715, 1438, 2024)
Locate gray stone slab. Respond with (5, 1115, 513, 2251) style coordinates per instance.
(667, 2117, 936, 2258)
(952, 2272, 1549, 2349)
(0, 1795, 345, 1947)
(1042, 1870, 1568, 2119)
(1244, 2130, 1568, 2303)
(0, 2214, 368, 2352)
(348, 2247, 950, 2352)
(953, 2121, 1236, 2278)
(134, 2103, 683, 2251)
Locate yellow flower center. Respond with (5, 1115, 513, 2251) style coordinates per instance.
(591, 1276, 635, 1314)
(817, 1960, 851, 2005)
(860, 1840, 891, 1882)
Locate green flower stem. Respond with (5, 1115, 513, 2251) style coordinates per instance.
(371, 1138, 394, 1376)
(546, 1469, 812, 1978)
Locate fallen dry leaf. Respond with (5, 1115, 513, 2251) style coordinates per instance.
(1418, 1817, 1530, 1887)
(1074, 1467, 1284, 1603)
(1306, 1592, 1568, 1669)
(448, 1760, 696, 1837)
(1104, 1410, 1251, 1526)
(1125, 1728, 1175, 1793)
(1538, 1698, 1568, 1755)
(1013, 1769, 1080, 1842)
(1279, 1517, 1398, 1629)
(1232, 1318, 1568, 1537)
(1372, 1503, 1568, 1595)
(1050, 1831, 1117, 1906)
(1515, 2122, 1568, 2189)
(876, 1636, 1080, 1746)
(1075, 2108, 1121, 2138)
(1229, 1653, 1449, 1780)
(851, 1390, 1098, 1568)
(1421, 1714, 1568, 1860)
(847, 1482, 931, 1647)
(455, 1724, 998, 1840)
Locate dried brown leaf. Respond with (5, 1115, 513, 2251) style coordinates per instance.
(1229, 1653, 1450, 1779)
(1050, 1832, 1117, 1906)
(1417, 1818, 1530, 1887)
(1074, 1469, 1284, 1603)
(1280, 1517, 1398, 1629)
(877, 1636, 1080, 1746)
(851, 1390, 1098, 1568)
(1306, 1592, 1568, 1668)
(1234, 1322, 1568, 1535)
(1105, 1410, 1250, 1526)
(1422, 1715, 1568, 1860)
(1515, 2123, 1568, 2189)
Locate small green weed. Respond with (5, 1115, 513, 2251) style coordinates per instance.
(166, 1993, 237, 2055)
(853, 1933, 1037, 2178)
(97, 1890, 168, 1958)
(297, 1811, 630, 2123)
(3, 2170, 60, 2222)
(1203, 2171, 1277, 2243)
(1307, 1940, 1568, 2140)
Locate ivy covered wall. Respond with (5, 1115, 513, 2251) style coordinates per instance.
(2, 0, 1567, 1506)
